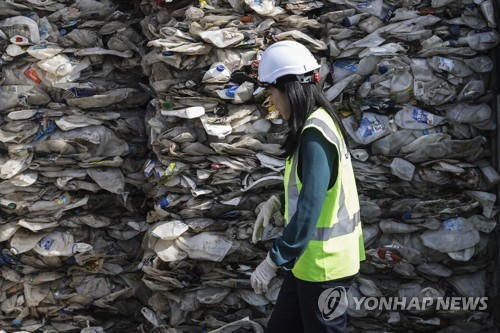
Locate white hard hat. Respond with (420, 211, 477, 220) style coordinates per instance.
(258, 40, 320, 84)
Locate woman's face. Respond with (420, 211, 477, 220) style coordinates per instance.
(269, 86, 291, 120)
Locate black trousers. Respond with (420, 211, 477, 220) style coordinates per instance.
(266, 272, 354, 333)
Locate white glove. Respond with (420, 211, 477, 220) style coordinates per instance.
(251, 253, 278, 294)
(252, 195, 281, 243)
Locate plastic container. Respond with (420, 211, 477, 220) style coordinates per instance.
(202, 63, 232, 83)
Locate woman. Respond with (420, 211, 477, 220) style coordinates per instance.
(250, 40, 365, 333)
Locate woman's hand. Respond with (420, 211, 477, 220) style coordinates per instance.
(252, 195, 281, 243)
(250, 253, 278, 294)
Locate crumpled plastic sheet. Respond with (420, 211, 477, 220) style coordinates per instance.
(0, 0, 152, 332)
(137, 0, 499, 332)
(1, 0, 499, 332)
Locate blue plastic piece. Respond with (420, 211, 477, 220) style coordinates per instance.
(159, 197, 169, 209)
(225, 85, 238, 98)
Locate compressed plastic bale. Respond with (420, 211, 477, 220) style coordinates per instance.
(0, 1, 151, 330)
(135, 0, 498, 330)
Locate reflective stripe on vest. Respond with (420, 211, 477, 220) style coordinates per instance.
(286, 114, 360, 242)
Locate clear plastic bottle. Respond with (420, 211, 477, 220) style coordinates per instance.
(344, 0, 383, 16)
(394, 106, 446, 130)
(332, 59, 358, 83)
(390, 157, 415, 181)
(358, 16, 385, 33)
(434, 24, 463, 40)
(444, 28, 500, 51)
(463, 55, 494, 73)
(0, 198, 17, 209)
(37, 54, 75, 76)
(0, 16, 41, 44)
(431, 0, 455, 7)
(445, 102, 491, 123)
(344, 0, 395, 23)
(320, 9, 356, 23)
(445, 15, 487, 29)
(457, 80, 485, 101)
(357, 56, 380, 75)
(342, 112, 390, 145)
(427, 56, 473, 77)
(480, 0, 496, 28)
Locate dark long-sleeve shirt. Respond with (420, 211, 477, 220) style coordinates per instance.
(269, 127, 339, 270)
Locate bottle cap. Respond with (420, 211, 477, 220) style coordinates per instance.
(240, 16, 253, 23)
(378, 65, 388, 74)
(216, 64, 225, 72)
(447, 39, 457, 46)
(10, 36, 30, 44)
(225, 85, 238, 98)
(163, 100, 175, 110)
(162, 51, 174, 56)
(128, 145, 138, 155)
(402, 211, 412, 219)
(159, 197, 169, 209)
(341, 17, 352, 27)
(59, 28, 68, 35)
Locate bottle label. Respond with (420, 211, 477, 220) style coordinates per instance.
(334, 59, 358, 73)
(443, 218, 462, 231)
(31, 45, 49, 50)
(413, 80, 425, 96)
(357, 115, 384, 138)
(423, 126, 443, 135)
(159, 162, 177, 184)
(56, 192, 72, 205)
(39, 237, 55, 250)
(24, 65, 42, 84)
(436, 57, 454, 72)
(413, 108, 435, 125)
(356, 0, 374, 9)
(143, 159, 156, 177)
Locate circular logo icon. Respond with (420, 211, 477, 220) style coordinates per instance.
(318, 286, 348, 321)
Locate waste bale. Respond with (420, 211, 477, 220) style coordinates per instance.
(0, 1, 151, 331)
(138, 0, 498, 331)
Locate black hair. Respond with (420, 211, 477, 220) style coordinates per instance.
(272, 73, 346, 158)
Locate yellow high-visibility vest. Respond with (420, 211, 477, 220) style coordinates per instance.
(284, 108, 365, 282)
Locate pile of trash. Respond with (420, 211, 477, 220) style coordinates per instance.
(0, 0, 152, 332)
(138, 0, 499, 332)
(1, 0, 499, 332)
